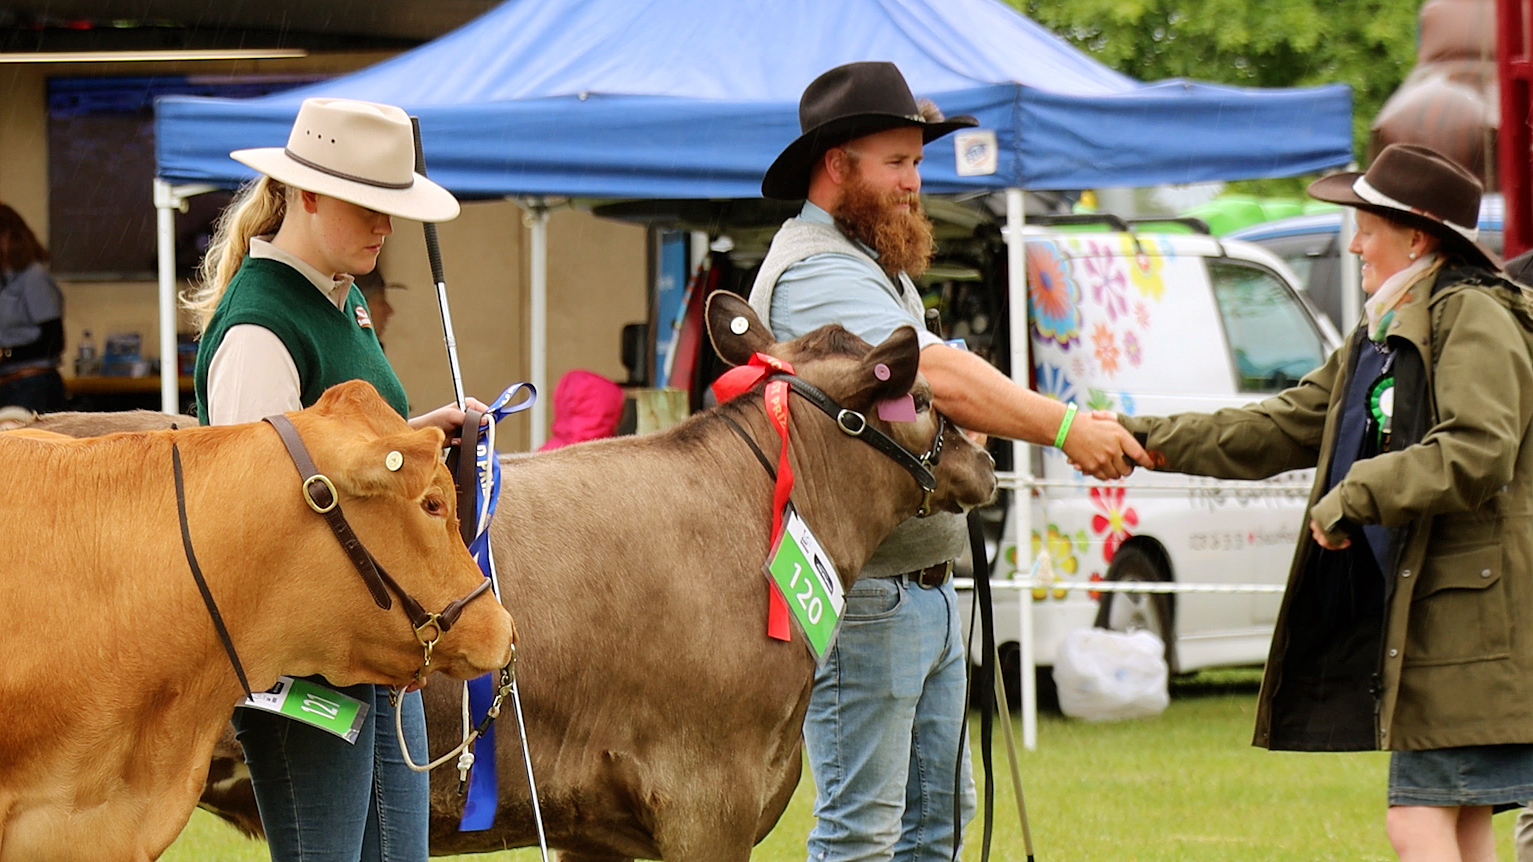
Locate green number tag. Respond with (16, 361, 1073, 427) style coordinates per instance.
(765, 504, 846, 661)
(239, 676, 369, 743)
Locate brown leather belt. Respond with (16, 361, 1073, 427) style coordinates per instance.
(903, 560, 954, 589)
(0, 365, 56, 389)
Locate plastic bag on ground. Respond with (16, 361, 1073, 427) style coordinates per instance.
(1052, 627, 1170, 721)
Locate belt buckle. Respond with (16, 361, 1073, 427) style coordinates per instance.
(918, 560, 953, 588)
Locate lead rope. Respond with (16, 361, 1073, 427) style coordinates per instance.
(394, 660, 515, 774)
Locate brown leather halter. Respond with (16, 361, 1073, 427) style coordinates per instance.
(262, 413, 495, 675)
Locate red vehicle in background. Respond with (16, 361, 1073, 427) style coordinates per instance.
(1504, 0, 1533, 259)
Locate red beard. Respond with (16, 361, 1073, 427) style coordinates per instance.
(833, 169, 935, 280)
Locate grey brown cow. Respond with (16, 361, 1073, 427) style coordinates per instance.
(110, 299, 994, 860)
(414, 294, 994, 861)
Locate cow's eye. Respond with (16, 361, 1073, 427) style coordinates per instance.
(422, 496, 446, 517)
(913, 393, 931, 412)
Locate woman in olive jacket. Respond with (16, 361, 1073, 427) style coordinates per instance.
(1119, 144, 1533, 861)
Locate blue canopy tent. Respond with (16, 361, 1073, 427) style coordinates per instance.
(155, 0, 1352, 195)
(151, 0, 1352, 746)
(152, 0, 1352, 415)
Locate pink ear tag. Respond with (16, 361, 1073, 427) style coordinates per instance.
(876, 394, 917, 422)
(873, 363, 891, 381)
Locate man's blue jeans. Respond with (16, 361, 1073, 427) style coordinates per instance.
(805, 575, 976, 862)
(232, 682, 429, 861)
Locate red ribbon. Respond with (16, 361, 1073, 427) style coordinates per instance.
(711, 353, 796, 642)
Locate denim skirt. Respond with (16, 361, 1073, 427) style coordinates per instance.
(1389, 745, 1533, 807)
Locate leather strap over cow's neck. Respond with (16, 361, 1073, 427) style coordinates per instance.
(720, 411, 779, 480)
(172, 441, 254, 700)
(262, 413, 493, 667)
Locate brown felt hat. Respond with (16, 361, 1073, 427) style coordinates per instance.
(760, 62, 978, 201)
(1307, 143, 1499, 270)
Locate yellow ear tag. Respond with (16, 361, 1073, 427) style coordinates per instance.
(385, 450, 404, 472)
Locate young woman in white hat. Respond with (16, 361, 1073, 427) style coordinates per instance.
(186, 97, 478, 861)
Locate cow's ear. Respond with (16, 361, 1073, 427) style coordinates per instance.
(706, 292, 774, 367)
(334, 427, 446, 501)
(314, 380, 410, 437)
(848, 325, 921, 404)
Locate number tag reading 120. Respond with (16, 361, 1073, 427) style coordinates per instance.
(239, 675, 369, 743)
(765, 504, 846, 661)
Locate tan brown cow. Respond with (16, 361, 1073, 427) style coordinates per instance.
(0, 379, 514, 862)
(411, 295, 995, 861)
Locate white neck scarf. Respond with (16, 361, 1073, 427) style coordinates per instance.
(1363, 253, 1439, 341)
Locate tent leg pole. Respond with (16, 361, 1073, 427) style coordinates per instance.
(1002, 187, 1037, 751)
(1339, 169, 1361, 329)
(154, 179, 180, 415)
(529, 201, 550, 449)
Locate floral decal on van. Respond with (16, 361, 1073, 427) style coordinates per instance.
(1090, 485, 1138, 563)
(1122, 234, 1167, 300)
(1081, 239, 1131, 321)
(1026, 241, 1081, 349)
(1029, 527, 1076, 600)
(1090, 323, 1119, 376)
(1034, 362, 1078, 404)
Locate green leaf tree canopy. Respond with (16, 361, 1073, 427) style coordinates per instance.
(1013, 0, 1420, 170)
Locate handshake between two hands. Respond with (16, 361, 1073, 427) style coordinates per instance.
(1062, 408, 1154, 481)
(1057, 411, 1343, 549)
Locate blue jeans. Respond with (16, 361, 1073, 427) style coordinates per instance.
(0, 367, 63, 413)
(232, 682, 429, 861)
(805, 575, 976, 862)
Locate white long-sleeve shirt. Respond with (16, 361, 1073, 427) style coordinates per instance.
(204, 238, 354, 425)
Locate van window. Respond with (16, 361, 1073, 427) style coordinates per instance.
(1208, 262, 1328, 392)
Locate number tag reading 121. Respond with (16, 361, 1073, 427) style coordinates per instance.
(239, 675, 369, 743)
(765, 504, 846, 662)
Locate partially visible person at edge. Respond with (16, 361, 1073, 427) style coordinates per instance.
(539, 368, 624, 451)
(354, 267, 401, 349)
(1117, 144, 1533, 862)
(747, 61, 1150, 862)
(0, 203, 66, 413)
(1504, 248, 1533, 862)
(185, 97, 483, 862)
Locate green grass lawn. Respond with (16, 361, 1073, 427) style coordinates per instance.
(162, 669, 1521, 861)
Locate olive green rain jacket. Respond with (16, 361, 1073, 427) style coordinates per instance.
(1120, 263, 1533, 751)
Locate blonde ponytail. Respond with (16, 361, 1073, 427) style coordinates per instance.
(182, 176, 289, 334)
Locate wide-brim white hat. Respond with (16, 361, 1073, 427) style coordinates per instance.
(231, 98, 461, 223)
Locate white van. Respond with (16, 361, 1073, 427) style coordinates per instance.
(954, 225, 1342, 703)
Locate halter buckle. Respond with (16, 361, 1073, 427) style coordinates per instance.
(301, 474, 339, 514)
(836, 409, 867, 436)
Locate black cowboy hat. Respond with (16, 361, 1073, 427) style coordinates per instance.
(761, 61, 978, 201)
(1308, 143, 1500, 270)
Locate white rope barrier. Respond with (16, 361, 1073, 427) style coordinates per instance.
(954, 566, 1285, 750)
(952, 577, 1285, 595)
(990, 470, 1312, 494)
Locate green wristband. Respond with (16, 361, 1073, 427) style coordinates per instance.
(1053, 402, 1078, 449)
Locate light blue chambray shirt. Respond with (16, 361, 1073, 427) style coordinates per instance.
(766, 201, 944, 351)
(764, 201, 963, 577)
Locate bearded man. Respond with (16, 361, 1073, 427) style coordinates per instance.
(747, 62, 1149, 862)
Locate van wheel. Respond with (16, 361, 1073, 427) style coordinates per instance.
(1092, 545, 1176, 672)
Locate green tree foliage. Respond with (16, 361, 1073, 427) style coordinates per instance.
(1011, 0, 1423, 164)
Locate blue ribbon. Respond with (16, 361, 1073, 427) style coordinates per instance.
(458, 383, 536, 832)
